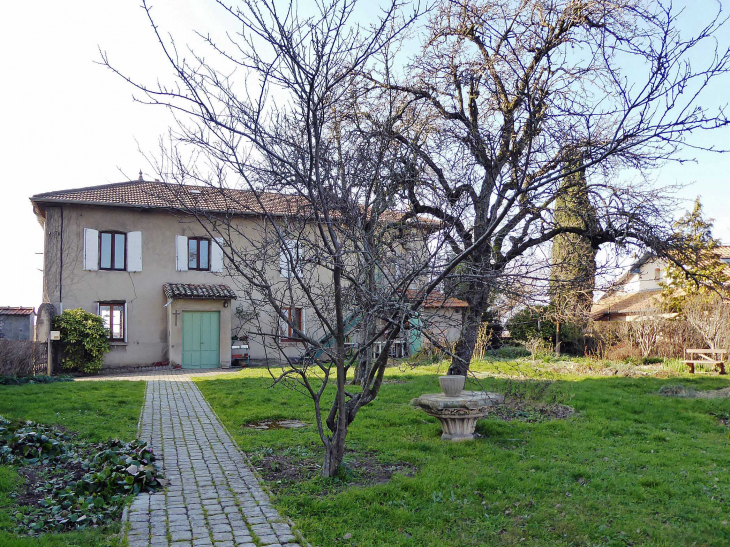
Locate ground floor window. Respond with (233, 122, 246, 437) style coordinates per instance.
(99, 302, 125, 342)
(280, 307, 303, 341)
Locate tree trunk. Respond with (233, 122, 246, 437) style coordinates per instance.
(554, 320, 562, 357)
(353, 252, 376, 385)
(449, 304, 485, 376)
(353, 312, 374, 385)
(322, 259, 349, 478)
(321, 425, 348, 477)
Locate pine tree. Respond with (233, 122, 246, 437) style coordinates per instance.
(549, 156, 598, 354)
(660, 198, 728, 314)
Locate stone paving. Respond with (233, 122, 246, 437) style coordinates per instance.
(125, 372, 303, 547)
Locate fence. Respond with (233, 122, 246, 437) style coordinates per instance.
(0, 340, 49, 376)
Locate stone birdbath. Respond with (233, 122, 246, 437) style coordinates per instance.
(411, 376, 504, 441)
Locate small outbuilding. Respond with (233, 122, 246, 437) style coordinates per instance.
(0, 307, 36, 341)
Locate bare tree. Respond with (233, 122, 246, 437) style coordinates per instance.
(367, 0, 730, 374)
(684, 293, 730, 350)
(102, 0, 474, 477)
(627, 315, 663, 358)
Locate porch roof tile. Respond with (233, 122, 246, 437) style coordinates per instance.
(163, 283, 237, 300)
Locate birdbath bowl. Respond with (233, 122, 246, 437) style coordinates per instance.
(411, 391, 504, 441)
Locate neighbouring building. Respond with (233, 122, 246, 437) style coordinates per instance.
(30, 179, 464, 370)
(0, 307, 36, 341)
(591, 248, 730, 321)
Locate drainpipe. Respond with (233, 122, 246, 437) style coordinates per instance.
(59, 207, 64, 308)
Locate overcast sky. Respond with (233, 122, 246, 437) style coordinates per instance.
(1, 1, 729, 309)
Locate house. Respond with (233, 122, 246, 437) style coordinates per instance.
(0, 307, 36, 341)
(591, 248, 730, 321)
(30, 179, 464, 370)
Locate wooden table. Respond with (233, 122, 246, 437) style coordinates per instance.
(683, 349, 727, 374)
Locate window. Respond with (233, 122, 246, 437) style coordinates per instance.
(280, 239, 301, 278)
(654, 268, 661, 281)
(188, 237, 210, 271)
(99, 232, 126, 270)
(99, 302, 125, 342)
(280, 307, 303, 341)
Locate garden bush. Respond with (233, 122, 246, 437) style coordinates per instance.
(506, 307, 555, 343)
(53, 308, 110, 374)
(0, 340, 47, 376)
(0, 415, 164, 533)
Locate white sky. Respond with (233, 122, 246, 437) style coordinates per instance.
(1, 1, 729, 309)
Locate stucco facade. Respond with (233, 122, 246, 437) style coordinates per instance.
(38, 203, 277, 368)
(33, 182, 465, 370)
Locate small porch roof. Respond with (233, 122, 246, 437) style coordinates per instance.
(163, 283, 237, 300)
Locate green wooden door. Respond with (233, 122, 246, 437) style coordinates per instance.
(182, 311, 220, 368)
(408, 313, 422, 354)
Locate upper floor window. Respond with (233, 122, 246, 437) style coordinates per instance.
(188, 237, 210, 271)
(280, 239, 301, 278)
(99, 302, 125, 342)
(100, 231, 126, 271)
(84, 229, 141, 272)
(654, 268, 661, 281)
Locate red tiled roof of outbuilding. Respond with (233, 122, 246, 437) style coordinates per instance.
(0, 307, 35, 316)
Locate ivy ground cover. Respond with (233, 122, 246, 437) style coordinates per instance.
(195, 363, 730, 547)
(0, 380, 146, 547)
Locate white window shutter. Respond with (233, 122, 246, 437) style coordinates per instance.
(127, 232, 142, 272)
(211, 237, 224, 273)
(280, 242, 290, 278)
(123, 302, 128, 343)
(83, 228, 99, 271)
(175, 235, 188, 271)
(301, 308, 306, 337)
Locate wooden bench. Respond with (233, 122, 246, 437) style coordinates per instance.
(683, 349, 727, 375)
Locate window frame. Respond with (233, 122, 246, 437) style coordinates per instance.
(188, 237, 211, 271)
(281, 307, 303, 342)
(99, 302, 126, 342)
(280, 239, 301, 278)
(98, 231, 127, 271)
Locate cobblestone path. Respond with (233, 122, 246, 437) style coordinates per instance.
(125, 374, 302, 547)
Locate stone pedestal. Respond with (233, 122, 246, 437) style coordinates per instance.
(411, 391, 504, 441)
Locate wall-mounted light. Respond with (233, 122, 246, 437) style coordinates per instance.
(223, 300, 229, 308)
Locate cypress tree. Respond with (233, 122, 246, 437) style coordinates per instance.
(549, 156, 598, 354)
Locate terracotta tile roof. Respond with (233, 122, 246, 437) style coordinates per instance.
(715, 246, 730, 259)
(30, 180, 434, 225)
(590, 290, 663, 320)
(0, 307, 35, 316)
(163, 283, 237, 300)
(31, 180, 306, 216)
(407, 291, 468, 308)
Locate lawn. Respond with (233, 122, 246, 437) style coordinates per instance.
(195, 360, 730, 547)
(0, 380, 146, 547)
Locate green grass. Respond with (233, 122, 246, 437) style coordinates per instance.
(195, 362, 730, 547)
(0, 380, 146, 546)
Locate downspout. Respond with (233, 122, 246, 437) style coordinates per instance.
(59, 207, 64, 309)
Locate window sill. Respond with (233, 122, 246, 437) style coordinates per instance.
(110, 341, 127, 346)
(281, 339, 305, 344)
